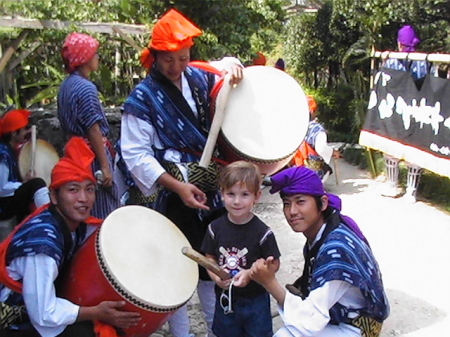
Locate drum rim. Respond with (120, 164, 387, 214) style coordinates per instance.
(95, 229, 191, 313)
(221, 133, 297, 163)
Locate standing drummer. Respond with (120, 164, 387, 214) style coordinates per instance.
(0, 109, 50, 224)
(119, 8, 243, 337)
(290, 95, 340, 182)
(0, 137, 140, 336)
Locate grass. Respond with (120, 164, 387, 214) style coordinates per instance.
(342, 146, 450, 214)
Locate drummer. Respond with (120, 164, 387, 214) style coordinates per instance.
(290, 95, 340, 182)
(250, 166, 389, 337)
(119, 8, 243, 337)
(0, 137, 140, 337)
(0, 109, 50, 223)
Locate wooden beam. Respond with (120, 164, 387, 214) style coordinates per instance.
(8, 42, 41, 71)
(0, 16, 148, 36)
(373, 50, 450, 63)
(0, 29, 28, 74)
(112, 26, 142, 52)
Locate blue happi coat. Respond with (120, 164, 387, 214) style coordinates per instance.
(122, 64, 222, 213)
(300, 211, 389, 324)
(0, 206, 88, 329)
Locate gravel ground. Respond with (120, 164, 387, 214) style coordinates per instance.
(151, 158, 450, 337)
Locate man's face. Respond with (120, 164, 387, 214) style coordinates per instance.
(155, 48, 190, 84)
(12, 127, 30, 144)
(50, 180, 95, 231)
(282, 194, 328, 241)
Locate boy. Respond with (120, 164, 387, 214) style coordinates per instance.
(201, 161, 281, 337)
(250, 166, 389, 337)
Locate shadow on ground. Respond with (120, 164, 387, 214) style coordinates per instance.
(380, 288, 446, 336)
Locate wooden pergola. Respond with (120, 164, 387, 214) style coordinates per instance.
(0, 16, 148, 105)
(0, 16, 147, 73)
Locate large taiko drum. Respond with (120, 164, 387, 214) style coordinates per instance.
(59, 205, 199, 337)
(217, 66, 310, 176)
(18, 139, 59, 186)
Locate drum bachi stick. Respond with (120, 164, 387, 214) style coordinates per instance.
(182, 246, 231, 280)
(199, 73, 232, 168)
(30, 125, 37, 177)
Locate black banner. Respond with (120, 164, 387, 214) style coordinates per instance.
(359, 67, 450, 178)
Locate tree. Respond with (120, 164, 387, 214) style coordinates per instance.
(0, 0, 286, 108)
(282, 0, 450, 142)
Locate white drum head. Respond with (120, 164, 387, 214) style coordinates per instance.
(19, 139, 59, 186)
(220, 66, 309, 162)
(99, 205, 198, 310)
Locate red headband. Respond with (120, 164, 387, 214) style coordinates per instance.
(61, 32, 99, 73)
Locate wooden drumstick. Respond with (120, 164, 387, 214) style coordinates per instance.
(30, 125, 37, 177)
(333, 156, 339, 186)
(199, 73, 232, 168)
(182, 246, 231, 280)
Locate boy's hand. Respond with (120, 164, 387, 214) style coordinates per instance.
(232, 269, 251, 287)
(207, 268, 232, 289)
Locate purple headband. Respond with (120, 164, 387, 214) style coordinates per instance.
(275, 58, 285, 71)
(397, 25, 420, 52)
(270, 166, 367, 242)
(270, 166, 324, 196)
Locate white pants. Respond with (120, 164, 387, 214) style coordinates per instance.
(274, 323, 360, 337)
(168, 280, 216, 337)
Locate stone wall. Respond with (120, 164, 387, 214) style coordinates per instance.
(29, 107, 122, 156)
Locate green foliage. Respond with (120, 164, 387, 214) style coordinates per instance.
(282, 0, 450, 144)
(419, 170, 450, 213)
(0, 0, 285, 107)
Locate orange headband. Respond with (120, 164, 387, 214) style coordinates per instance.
(140, 9, 202, 69)
(50, 137, 95, 190)
(306, 95, 317, 113)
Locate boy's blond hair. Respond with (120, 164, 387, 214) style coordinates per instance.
(218, 161, 262, 194)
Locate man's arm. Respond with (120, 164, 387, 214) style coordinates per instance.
(250, 257, 286, 307)
(121, 114, 209, 210)
(86, 123, 112, 187)
(19, 255, 139, 336)
(278, 280, 353, 337)
(314, 132, 338, 165)
(0, 161, 22, 197)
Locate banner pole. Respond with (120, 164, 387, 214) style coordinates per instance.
(365, 45, 378, 179)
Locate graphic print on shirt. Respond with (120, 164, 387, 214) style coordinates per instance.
(218, 246, 248, 277)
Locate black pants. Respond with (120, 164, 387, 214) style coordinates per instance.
(165, 193, 225, 280)
(0, 321, 95, 337)
(0, 178, 46, 223)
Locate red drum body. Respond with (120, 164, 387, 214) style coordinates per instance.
(218, 66, 310, 176)
(59, 206, 199, 337)
(18, 139, 59, 186)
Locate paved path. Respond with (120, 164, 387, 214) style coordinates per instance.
(154, 158, 450, 336)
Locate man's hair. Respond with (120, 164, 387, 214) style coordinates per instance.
(218, 161, 262, 194)
(0, 132, 12, 143)
(0, 128, 23, 143)
(313, 195, 334, 218)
